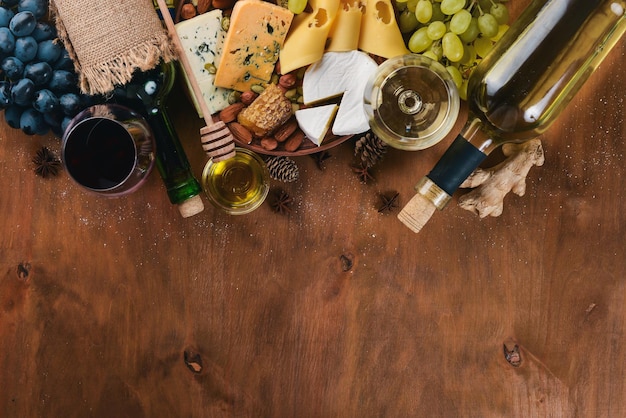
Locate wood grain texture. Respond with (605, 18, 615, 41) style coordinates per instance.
(2, 2, 626, 416)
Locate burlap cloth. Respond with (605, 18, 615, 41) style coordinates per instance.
(50, 0, 176, 95)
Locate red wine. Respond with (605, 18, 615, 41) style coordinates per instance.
(64, 117, 137, 191)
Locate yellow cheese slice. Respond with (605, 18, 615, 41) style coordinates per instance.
(295, 104, 339, 145)
(359, 0, 409, 58)
(279, 0, 340, 74)
(327, 0, 364, 52)
(214, 0, 293, 91)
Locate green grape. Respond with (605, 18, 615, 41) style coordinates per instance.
(491, 24, 509, 41)
(415, 0, 433, 23)
(427, 20, 447, 40)
(427, 40, 444, 60)
(459, 43, 476, 65)
(408, 26, 433, 52)
(398, 8, 419, 33)
(445, 65, 463, 89)
(490, 3, 510, 24)
(407, 0, 419, 13)
(449, 9, 472, 34)
(395, 0, 408, 11)
(442, 32, 464, 62)
(474, 35, 494, 57)
(477, 13, 499, 38)
(440, 0, 465, 16)
(431, 2, 445, 22)
(459, 16, 479, 43)
(477, 0, 491, 11)
(422, 50, 440, 61)
(288, 0, 307, 14)
(459, 80, 468, 101)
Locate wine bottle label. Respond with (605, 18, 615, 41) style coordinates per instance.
(427, 135, 487, 196)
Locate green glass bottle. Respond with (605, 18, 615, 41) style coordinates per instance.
(112, 61, 204, 217)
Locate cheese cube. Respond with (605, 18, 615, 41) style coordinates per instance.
(175, 10, 233, 118)
(214, 0, 293, 92)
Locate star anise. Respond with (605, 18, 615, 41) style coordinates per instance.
(351, 162, 374, 184)
(270, 189, 293, 215)
(32, 146, 61, 178)
(310, 150, 331, 170)
(378, 192, 400, 213)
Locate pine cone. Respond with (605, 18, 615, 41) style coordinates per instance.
(265, 156, 299, 183)
(355, 131, 387, 168)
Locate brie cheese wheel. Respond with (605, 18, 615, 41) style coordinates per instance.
(295, 104, 339, 146)
(302, 51, 378, 136)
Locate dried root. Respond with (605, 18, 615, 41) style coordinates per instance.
(458, 138, 545, 218)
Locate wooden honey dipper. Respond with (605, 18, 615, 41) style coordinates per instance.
(155, 0, 236, 162)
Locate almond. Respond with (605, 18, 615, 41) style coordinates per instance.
(273, 118, 298, 142)
(229, 122, 253, 144)
(260, 137, 278, 151)
(180, 3, 197, 20)
(284, 131, 305, 152)
(278, 73, 297, 89)
(219, 102, 245, 123)
(240, 91, 258, 106)
(196, 0, 212, 14)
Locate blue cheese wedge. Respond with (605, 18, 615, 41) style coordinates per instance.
(302, 51, 379, 136)
(175, 10, 233, 118)
(295, 104, 339, 146)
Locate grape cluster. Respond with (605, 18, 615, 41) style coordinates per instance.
(396, 0, 510, 99)
(0, 0, 94, 136)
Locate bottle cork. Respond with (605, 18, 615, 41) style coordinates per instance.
(177, 194, 205, 218)
(397, 193, 436, 233)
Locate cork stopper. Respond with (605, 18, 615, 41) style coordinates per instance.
(397, 193, 437, 233)
(177, 194, 205, 218)
(397, 177, 452, 233)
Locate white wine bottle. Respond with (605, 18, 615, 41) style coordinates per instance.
(398, 0, 626, 233)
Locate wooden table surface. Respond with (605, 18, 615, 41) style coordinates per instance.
(2, 2, 626, 416)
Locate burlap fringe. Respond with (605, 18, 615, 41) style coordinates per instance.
(50, 2, 177, 96)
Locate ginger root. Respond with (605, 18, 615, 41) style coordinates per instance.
(458, 138, 545, 218)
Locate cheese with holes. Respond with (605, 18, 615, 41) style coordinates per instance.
(295, 104, 338, 145)
(327, 0, 364, 52)
(279, 0, 340, 74)
(175, 10, 232, 118)
(302, 51, 378, 136)
(359, 0, 409, 58)
(214, 0, 293, 92)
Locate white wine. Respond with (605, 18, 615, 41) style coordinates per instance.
(399, 0, 626, 233)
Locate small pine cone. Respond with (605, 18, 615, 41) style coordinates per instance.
(355, 131, 387, 168)
(265, 156, 299, 183)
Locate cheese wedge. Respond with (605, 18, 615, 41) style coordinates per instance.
(175, 10, 232, 118)
(279, 0, 340, 74)
(327, 0, 364, 52)
(214, 0, 293, 91)
(302, 51, 378, 136)
(359, 0, 409, 58)
(295, 104, 339, 145)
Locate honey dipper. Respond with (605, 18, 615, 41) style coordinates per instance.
(155, 0, 236, 162)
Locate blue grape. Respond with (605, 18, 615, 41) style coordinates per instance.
(18, 0, 47, 20)
(0, 80, 12, 107)
(2, 0, 20, 7)
(9, 11, 36, 37)
(0, 27, 15, 54)
(20, 107, 47, 135)
(31, 21, 55, 41)
(59, 92, 81, 116)
(0, 7, 14, 28)
(47, 69, 76, 92)
(11, 76, 34, 105)
(32, 88, 58, 113)
(1, 56, 24, 79)
(5, 104, 24, 128)
(52, 49, 73, 71)
(43, 106, 63, 134)
(60, 115, 72, 135)
(23, 60, 51, 85)
(35, 39, 62, 63)
(14, 35, 37, 62)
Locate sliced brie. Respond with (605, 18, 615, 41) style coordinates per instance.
(295, 104, 339, 146)
(302, 51, 379, 136)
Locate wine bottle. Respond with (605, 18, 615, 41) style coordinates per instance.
(111, 61, 205, 218)
(398, 0, 626, 232)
